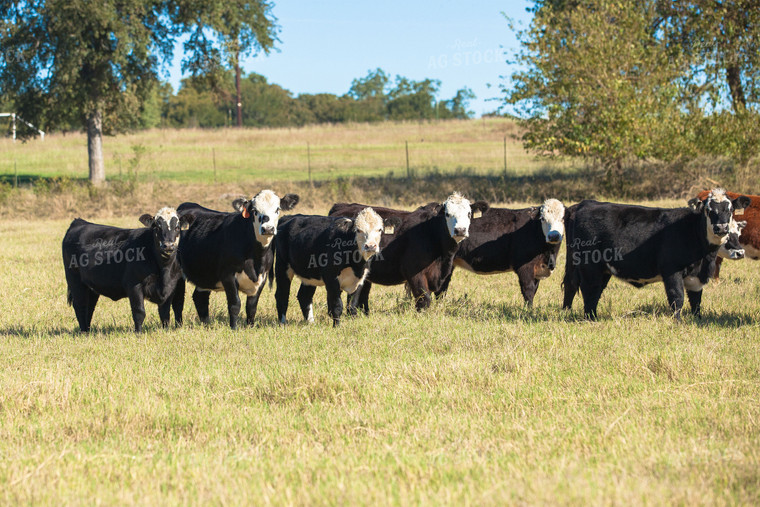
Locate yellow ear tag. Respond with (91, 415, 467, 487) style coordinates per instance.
(735, 208, 745, 216)
(384, 226, 395, 234)
(473, 210, 482, 219)
(181, 222, 190, 231)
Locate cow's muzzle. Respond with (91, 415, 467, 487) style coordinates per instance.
(728, 249, 745, 260)
(260, 226, 276, 236)
(453, 227, 469, 241)
(546, 231, 562, 244)
(713, 224, 729, 236)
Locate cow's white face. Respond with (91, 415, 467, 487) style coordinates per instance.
(540, 198, 565, 245)
(718, 219, 746, 260)
(354, 208, 384, 261)
(250, 190, 282, 247)
(443, 192, 472, 243)
(703, 188, 734, 245)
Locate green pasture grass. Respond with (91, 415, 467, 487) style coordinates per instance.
(1, 207, 759, 504)
(0, 119, 581, 184)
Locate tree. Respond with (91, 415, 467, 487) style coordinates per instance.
(386, 77, 441, 120)
(506, 0, 760, 171)
(506, 0, 688, 171)
(0, 0, 278, 184)
(439, 87, 476, 119)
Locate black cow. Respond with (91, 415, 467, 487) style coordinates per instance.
(438, 198, 566, 305)
(62, 207, 193, 332)
(274, 208, 400, 326)
(562, 189, 751, 319)
(176, 190, 299, 329)
(330, 193, 489, 313)
(682, 218, 746, 316)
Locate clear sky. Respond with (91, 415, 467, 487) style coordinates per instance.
(166, 1, 534, 117)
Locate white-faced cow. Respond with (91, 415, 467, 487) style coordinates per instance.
(329, 193, 490, 313)
(681, 218, 746, 316)
(274, 208, 400, 326)
(562, 189, 751, 320)
(176, 190, 299, 329)
(439, 198, 566, 305)
(695, 189, 760, 280)
(62, 207, 194, 332)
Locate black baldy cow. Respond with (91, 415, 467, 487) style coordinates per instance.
(62, 207, 193, 332)
(440, 197, 566, 305)
(682, 218, 746, 316)
(274, 208, 399, 326)
(562, 189, 750, 320)
(336, 193, 489, 313)
(176, 190, 299, 329)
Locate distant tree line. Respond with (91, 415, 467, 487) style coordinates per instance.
(145, 68, 475, 129)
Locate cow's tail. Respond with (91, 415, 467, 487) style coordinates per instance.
(67, 288, 73, 307)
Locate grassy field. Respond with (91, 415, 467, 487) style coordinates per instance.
(0, 118, 583, 183)
(1, 198, 759, 504)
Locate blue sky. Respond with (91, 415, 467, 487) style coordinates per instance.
(166, 1, 534, 117)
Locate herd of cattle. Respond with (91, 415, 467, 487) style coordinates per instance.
(61, 187, 759, 332)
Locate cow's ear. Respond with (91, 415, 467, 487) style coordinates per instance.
(530, 207, 540, 219)
(383, 216, 402, 235)
(280, 193, 299, 211)
(232, 199, 251, 218)
(139, 214, 154, 227)
(471, 200, 489, 218)
(335, 217, 354, 233)
(179, 214, 195, 231)
(733, 195, 751, 212)
(687, 197, 704, 212)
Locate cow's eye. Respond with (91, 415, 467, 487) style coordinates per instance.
(275, 208, 281, 214)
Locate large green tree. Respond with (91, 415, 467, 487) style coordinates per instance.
(507, 0, 687, 171)
(507, 0, 760, 171)
(0, 0, 278, 184)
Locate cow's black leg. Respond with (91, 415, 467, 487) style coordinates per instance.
(221, 276, 241, 329)
(192, 288, 211, 324)
(579, 267, 609, 320)
(517, 265, 539, 306)
(346, 290, 358, 317)
(66, 277, 91, 332)
(324, 278, 343, 326)
(84, 290, 99, 332)
(358, 281, 372, 315)
(127, 286, 147, 333)
(275, 263, 292, 325)
(172, 277, 185, 326)
(435, 273, 452, 299)
(663, 273, 685, 320)
(158, 300, 172, 328)
(245, 288, 264, 326)
(562, 255, 580, 311)
(297, 284, 318, 322)
(687, 289, 703, 317)
(408, 275, 432, 311)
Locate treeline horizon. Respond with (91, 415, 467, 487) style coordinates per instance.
(0, 68, 481, 134)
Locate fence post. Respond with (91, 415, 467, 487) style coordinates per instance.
(503, 136, 508, 177)
(405, 140, 410, 179)
(212, 148, 217, 182)
(307, 142, 312, 185)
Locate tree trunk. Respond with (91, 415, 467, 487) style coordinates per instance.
(726, 65, 746, 114)
(235, 53, 242, 128)
(87, 109, 105, 185)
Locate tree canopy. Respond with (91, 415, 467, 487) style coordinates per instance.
(506, 0, 760, 171)
(0, 0, 278, 184)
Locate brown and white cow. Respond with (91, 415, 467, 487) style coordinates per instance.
(696, 190, 760, 279)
